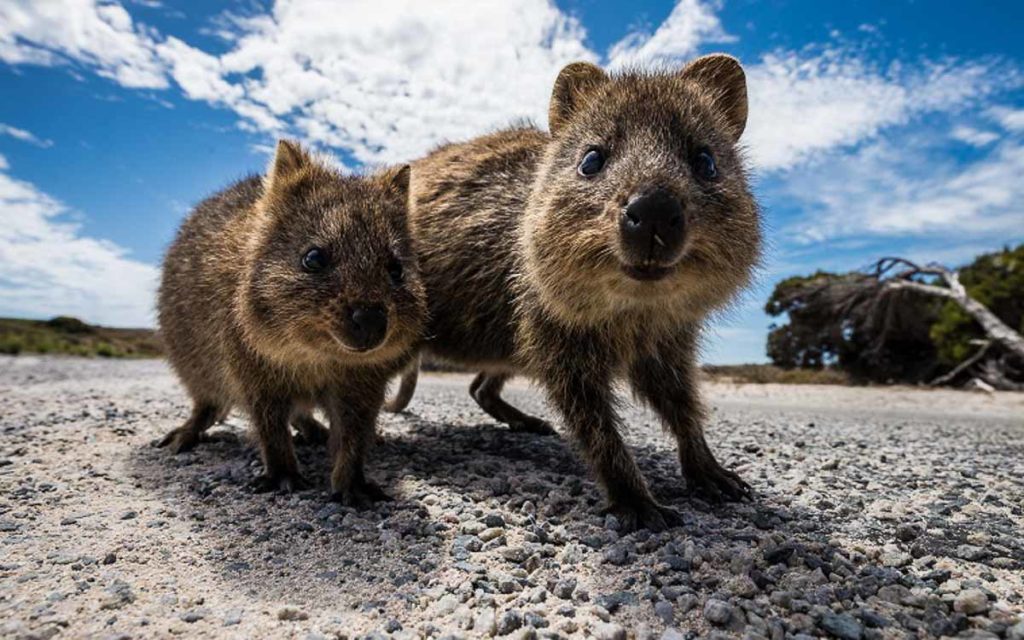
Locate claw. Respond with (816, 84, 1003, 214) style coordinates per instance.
(602, 499, 682, 533)
(330, 478, 392, 509)
(250, 471, 310, 494)
(508, 417, 557, 436)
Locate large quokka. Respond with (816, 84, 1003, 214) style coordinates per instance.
(158, 140, 426, 505)
(389, 55, 761, 530)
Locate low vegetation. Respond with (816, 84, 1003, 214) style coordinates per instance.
(0, 316, 162, 358)
(702, 364, 850, 385)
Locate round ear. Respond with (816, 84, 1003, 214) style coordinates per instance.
(679, 54, 748, 141)
(266, 139, 313, 191)
(383, 164, 411, 197)
(549, 61, 609, 135)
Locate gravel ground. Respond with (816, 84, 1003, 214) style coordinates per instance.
(1, 356, 1023, 640)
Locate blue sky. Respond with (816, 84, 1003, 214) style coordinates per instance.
(1, 0, 1022, 363)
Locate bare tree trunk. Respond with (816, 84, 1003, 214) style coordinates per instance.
(882, 265, 1024, 361)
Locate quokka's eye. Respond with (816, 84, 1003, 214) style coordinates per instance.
(387, 257, 404, 286)
(301, 247, 328, 273)
(577, 148, 605, 177)
(694, 149, 718, 180)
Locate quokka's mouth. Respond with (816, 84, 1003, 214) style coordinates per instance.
(327, 329, 383, 355)
(621, 263, 675, 282)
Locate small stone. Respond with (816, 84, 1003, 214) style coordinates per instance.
(604, 514, 621, 531)
(654, 600, 674, 625)
(1006, 621, 1024, 640)
(384, 619, 402, 633)
(956, 545, 988, 561)
(703, 599, 733, 626)
(553, 578, 576, 599)
(277, 606, 309, 621)
(661, 629, 685, 640)
(524, 612, 548, 628)
(180, 610, 205, 623)
(436, 594, 459, 616)
(819, 612, 863, 640)
(102, 553, 116, 565)
(953, 589, 989, 615)
(223, 610, 243, 626)
(484, 514, 505, 528)
(119, 511, 137, 520)
(479, 527, 505, 542)
(593, 622, 627, 640)
(596, 591, 637, 613)
(496, 610, 523, 635)
(895, 523, 920, 542)
(603, 545, 630, 566)
(474, 608, 497, 636)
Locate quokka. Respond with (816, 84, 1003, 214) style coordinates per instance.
(387, 55, 762, 530)
(158, 140, 427, 506)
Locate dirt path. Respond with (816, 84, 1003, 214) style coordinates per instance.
(1, 356, 1022, 639)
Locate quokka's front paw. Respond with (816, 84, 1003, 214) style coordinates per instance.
(602, 499, 682, 533)
(249, 471, 310, 494)
(329, 477, 392, 510)
(156, 427, 201, 454)
(508, 416, 558, 436)
(682, 444, 753, 503)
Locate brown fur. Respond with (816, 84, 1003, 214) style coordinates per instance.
(393, 55, 762, 530)
(157, 140, 427, 505)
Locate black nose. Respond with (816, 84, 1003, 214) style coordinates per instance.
(620, 188, 686, 263)
(344, 304, 388, 351)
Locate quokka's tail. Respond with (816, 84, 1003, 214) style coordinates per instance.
(383, 353, 420, 413)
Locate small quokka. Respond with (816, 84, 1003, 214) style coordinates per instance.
(387, 55, 762, 530)
(157, 140, 427, 505)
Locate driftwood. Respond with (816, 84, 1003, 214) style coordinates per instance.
(871, 257, 1024, 389)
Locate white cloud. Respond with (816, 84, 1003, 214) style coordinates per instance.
(608, 0, 735, 69)
(987, 106, 1024, 132)
(0, 0, 168, 88)
(744, 52, 1017, 171)
(778, 128, 1024, 244)
(0, 157, 157, 327)
(0, 123, 53, 148)
(950, 125, 999, 147)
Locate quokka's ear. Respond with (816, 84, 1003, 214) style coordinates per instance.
(549, 61, 609, 135)
(679, 54, 748, 142)
(266, 139, 314, 191)
(380, 164, 411, 198)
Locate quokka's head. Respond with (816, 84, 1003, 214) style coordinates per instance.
(524, 54, 762, 323)
(242, 140, 426, 364)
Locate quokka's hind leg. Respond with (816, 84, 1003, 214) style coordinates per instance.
(470, 372, 556, 435)
(157, 402, 223, 454)
(291, 412, 329, 446)
(383, 354, 419, 413)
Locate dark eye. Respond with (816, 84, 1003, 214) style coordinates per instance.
(387, 258, 404, 286)
(301, 247, 328, 273)
(694, 150, 718, 180)
(577, 148, 605, 177)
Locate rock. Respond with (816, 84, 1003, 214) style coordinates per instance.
(102, 552, 116, 565)
(894, 523, 920, 542)
(603, 544, 631, 566)
(99, 580, 134, 610)
(654, 600, 674, 625)
(703, 599, 733, 626)
(479, 527, 505, 542)
(1006, 622, 1024, 640)
(384, 619, 402, 633)
(496, 610, 523, 636)
(596, 591, 638, 613)
(436, 594, 459, 616)
(223, 610, 243, 626)
(553, 578, 576, 599)
(956, 545, 988, 561)
(661, 629, 686, 640)
(277, 606, 309, 621)
(484, 514, 505, 528)
(179, 610, 205, 623)
(819, 613, 863, 640)
(953, 589, 989, 615)
(524, 612, 548, 628)
(474, 608, 497, 636)
(593, 622, 627, 640)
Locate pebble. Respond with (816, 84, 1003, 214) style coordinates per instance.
(953, 589, 990, 615)
(553, 578, 576, 599)
(496, 610, 523, 635)
(277, 607, 309, 621)
(654, 600, 674, 625)
(703, 599, 733, 626)
(592, 622, 627, 640)
(818, 612, 863, 640)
